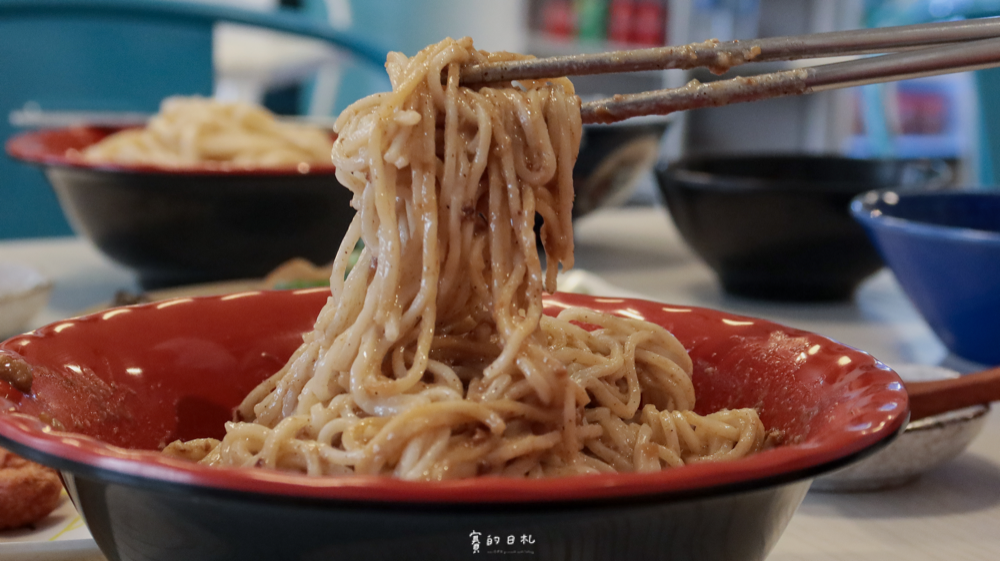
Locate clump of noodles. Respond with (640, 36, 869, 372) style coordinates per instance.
(80, 96, 333, 169)
(164, 38, 765, 479)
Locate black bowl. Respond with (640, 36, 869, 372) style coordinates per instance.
(654, 154, 951, 301)
(6, 126, 355, 289)
(573, 117, 671, 218)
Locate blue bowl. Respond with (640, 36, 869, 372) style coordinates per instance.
(851, 189, 1000, 365)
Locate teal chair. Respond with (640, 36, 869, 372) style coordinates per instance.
(0, 0, 386, 239)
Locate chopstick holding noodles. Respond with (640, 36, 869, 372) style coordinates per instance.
(459, 18, 1000, 125)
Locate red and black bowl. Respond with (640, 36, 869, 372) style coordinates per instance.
(0, 291, 908, 561)
(6, 126, 354, 288)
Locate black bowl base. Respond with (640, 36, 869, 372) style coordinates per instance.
(135, 270, 248, 291)
(719, 275, 859, 302)
(63, 472, 811, 561)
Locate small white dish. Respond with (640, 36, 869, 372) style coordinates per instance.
(812, 364, 989, 492)
(556, 269, 646, 299)
(0, 262, 53, 338)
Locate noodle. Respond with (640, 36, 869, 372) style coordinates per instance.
(81, 96, 333, 169)
(164, 38, 765, 479)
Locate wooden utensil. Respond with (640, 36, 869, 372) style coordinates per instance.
(906, 366, 1000, 421)
(461, 18, 1000, 124)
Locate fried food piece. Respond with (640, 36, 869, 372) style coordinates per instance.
(0, 352, 33, 394)
(262, 257, 332, 289)
(0, 447, 63, 530)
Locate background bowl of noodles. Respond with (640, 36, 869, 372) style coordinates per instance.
(571, 115, 672, 219)
(0, 289, 907, 561)
(6, 125, 354, 289)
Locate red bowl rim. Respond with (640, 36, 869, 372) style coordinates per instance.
(5, 126, 339, 176)
(0, 291, 909, 505)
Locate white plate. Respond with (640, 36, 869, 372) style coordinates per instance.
(0, 491, 103, 560)
(812, 364, 990, 492)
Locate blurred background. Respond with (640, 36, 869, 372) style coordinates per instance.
(3, 0, 1000, 240)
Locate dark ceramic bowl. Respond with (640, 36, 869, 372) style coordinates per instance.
(534, 117, 671, 243)
(851, 188, 1000, 365)
(6, 126, 354, 289)
(0, 290, 907, 561)
(655, 155, 950, 301)
(573, 117, 671, 218)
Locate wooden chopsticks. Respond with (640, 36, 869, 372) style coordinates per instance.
(459, 18, 1000, 125)
(582, 36, 1000, 124)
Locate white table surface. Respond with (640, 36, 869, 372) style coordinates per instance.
(1, 206, 998, 560)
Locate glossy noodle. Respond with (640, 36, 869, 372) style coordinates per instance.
(165, 38, 765, 479)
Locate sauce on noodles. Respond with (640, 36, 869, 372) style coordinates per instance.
(164, 38, 765, 479)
